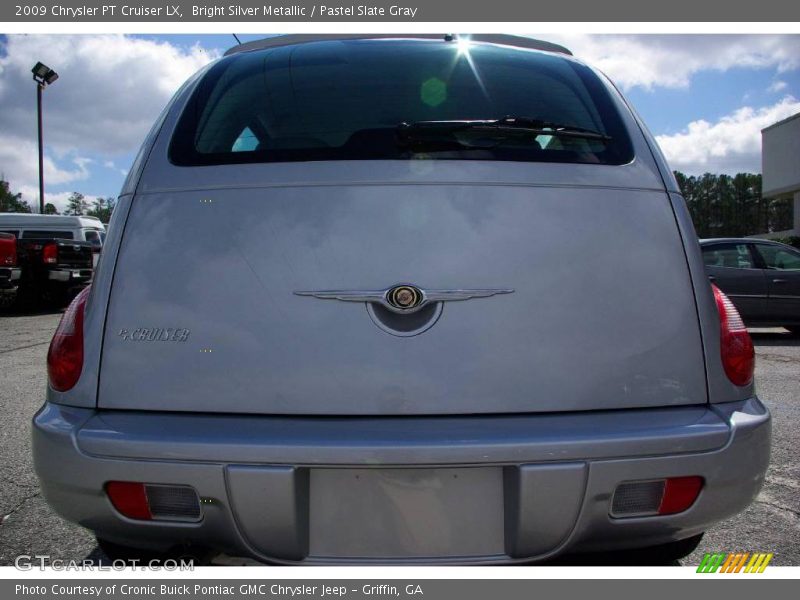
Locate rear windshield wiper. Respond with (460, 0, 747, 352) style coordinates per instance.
(397, 116, 612, 145)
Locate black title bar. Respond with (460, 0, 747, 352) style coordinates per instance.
(5, 0, 800, 22)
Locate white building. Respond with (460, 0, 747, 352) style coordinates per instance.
(761, 112, 800, 236)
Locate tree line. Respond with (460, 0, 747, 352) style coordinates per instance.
(674, 172, 793, 238)
(0, 172, 796, 234)
(0, 180, 116, 224)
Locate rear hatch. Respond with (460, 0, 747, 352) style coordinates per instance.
(53, 239, 93, 268)
(98, 181, 707, 415)
(17, 239, 92, 269)
(99, 39, 706, 415)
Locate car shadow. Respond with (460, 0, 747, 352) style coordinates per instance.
(83, 546, 109, 565)
(82, 546, 681, 566)
(749, 329, 800, 347)
(537, 553, 680, 566)
(0, 303, 64, 317)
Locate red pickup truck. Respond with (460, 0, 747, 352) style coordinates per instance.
(17, 237, 94, 306)
(0, 232, 21, 307)
(0, 232, 93, 308)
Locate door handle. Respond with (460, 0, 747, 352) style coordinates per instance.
(772, 278, 787, 284)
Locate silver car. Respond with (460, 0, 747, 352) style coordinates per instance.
(33, 34, 770, 565)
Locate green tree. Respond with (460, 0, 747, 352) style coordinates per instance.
(64, 192, 88, 216)
(0, 179, 32, 213)
(86, 196, 116, 223)
(674, 171, 775, 237)
(43, 202, 59, 215)
(768, 197, 793, 232)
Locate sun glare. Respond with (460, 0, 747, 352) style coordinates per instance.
(456, 37, 473, 55)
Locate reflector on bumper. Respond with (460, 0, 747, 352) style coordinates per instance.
(106, 481, 201, 522)
(611, 476, 703, 518)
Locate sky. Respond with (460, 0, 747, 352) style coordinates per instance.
(1, 33, 799, 212)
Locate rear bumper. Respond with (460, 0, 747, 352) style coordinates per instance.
(46, 267, 92, 283)
(32, 399, 770, 564)
(0, 266, 21, 291)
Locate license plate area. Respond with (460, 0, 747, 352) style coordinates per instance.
(308, 467, 504, 559)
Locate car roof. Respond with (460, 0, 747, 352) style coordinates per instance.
(0, 213, 104, 228)
(699, 237, 791, 246)
(224, 34, 572, 58)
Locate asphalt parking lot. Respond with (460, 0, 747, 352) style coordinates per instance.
(0, 309, 798, 566)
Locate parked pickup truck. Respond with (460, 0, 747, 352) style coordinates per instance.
(16, 237, 93, 306)
(0, 232, 21, 307)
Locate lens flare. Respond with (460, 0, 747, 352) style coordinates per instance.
(453, 35, 489, 100)
(420, 77, 447, 107)
(456, 37, 472, 55)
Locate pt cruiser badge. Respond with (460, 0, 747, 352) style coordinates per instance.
(294, 284, 514, 314)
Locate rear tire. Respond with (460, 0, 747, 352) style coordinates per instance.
(42, 287, 71, 309)
(0, 292, 16, 310)
(96, 538, 213, 566)
(549, 533, 704, 565)
(633, 533, 705, 564)
(96, 538, 166, 564)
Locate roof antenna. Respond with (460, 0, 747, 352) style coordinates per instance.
(232, 34, 242, 45)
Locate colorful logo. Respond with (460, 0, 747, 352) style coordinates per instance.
(696, 552, 773, 573)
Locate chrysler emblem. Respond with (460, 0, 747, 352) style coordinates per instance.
(388, 285, 421, 310)
(294, 283, 514, 314)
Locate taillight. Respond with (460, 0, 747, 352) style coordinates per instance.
(659, 476, 704, 515)
(42, 242, 58, 264)
(47, 286, 90, 391)
(105, 482, 152, 520)
(712, 284, 755, 387)
(0, 234, 16, 265)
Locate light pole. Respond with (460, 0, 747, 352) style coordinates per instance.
(31, 62, 58, 214)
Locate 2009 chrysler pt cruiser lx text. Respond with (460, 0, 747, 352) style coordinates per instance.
(33, 34, 770, 564)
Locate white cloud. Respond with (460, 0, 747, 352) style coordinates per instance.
(768, 80, 788, 93)
(655, 96, 800, 174)
(0, 135, 90, 184)
(0, 35, 218, 208)
(544, 34, 800, 90)
(103, 159, 128, 177)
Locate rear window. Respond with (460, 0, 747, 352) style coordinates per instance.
(755, 244, 800, 270)
(171, 39, 633, 166)
(84, 230, 102, 246)
(21, 230, 74, 239)
(702, 243, 755, 269)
